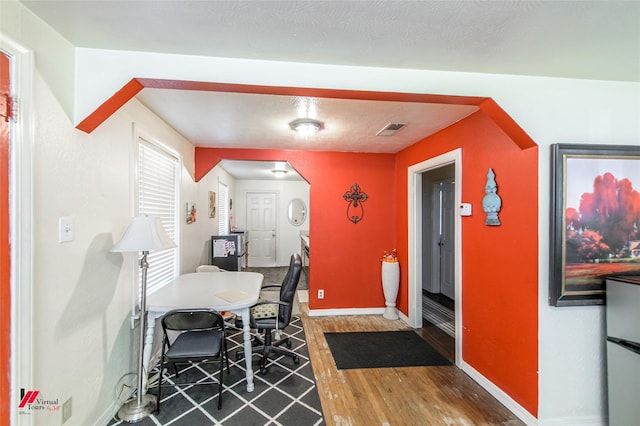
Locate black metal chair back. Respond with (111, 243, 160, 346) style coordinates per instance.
(157, 309, 228, 412)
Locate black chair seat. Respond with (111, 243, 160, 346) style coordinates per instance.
(236, 254, 302, 374)
(165, 330, 223, 359)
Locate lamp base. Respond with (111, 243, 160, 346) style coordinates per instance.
(118, 394, 157, 423)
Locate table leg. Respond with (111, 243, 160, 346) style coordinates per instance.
(141, 310, 158, 394)
(240, 307, 254, 392)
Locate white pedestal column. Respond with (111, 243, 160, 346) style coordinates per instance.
(381, 261, 400, 320)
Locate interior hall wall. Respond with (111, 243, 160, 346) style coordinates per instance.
(395, 111, 539, 416)
(183, 164, 237, 272)
(30, 73, 195, 424)
(234, 179, 310, 266)
(195, 148, 396, 309)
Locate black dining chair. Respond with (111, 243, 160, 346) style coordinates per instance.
(156, 309, 229, 412)
(235, 253, 302, 374)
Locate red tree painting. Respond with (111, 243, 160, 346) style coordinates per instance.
(566, 172, 640, 262)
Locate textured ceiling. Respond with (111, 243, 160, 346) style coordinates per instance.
(20, 0, 640, 81)
(19, 0, 640, 178)
(136, 89, 479, 153)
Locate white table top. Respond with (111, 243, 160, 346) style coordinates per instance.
(146, 271, 263, 312)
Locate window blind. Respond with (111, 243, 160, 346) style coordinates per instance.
(138, 138, 179, 296)
(218, 181, 229, 235)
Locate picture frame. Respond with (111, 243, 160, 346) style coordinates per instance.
(209, 191, 216, 218)
(186, 202, 196, 224)
(549, 144, 640, 307)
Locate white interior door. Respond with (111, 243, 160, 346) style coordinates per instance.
(246, 192, 277, 267)
(440, 181, 456, 299)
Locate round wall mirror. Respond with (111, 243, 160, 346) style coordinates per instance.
(287, 198, 307, 226)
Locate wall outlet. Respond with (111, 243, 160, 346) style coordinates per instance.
(317, 289, 324, 299)
(62, 397, 72, 424)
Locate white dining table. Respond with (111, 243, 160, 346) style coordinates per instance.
(144, 271, 263, 392)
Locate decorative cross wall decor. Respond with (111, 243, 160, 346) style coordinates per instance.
(343, 183, 368, 224)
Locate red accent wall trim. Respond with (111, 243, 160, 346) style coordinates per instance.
(478, 99, 536, 150)
(1, 51, 11, 422)
(75, 78, 490, 134)
(76, 79, 145, 133)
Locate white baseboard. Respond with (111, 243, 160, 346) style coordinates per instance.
(94, 400, 121, 426)
(308, 307, 385, 317)
(93, 375, 138, 426)
(537, 415, 606, 426)
(460, 360, 538, 426)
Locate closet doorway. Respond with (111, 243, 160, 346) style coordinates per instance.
(422, 167, 455, 330)
(408, 149, 462, 365)
(420, 168, 456, 359)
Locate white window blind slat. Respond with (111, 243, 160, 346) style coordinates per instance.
(218, 182, 229, 235)
(138, 138, 179, 296)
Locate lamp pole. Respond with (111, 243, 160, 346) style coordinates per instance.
(117, 251, 157, 422)
(111, 215, 176, 422)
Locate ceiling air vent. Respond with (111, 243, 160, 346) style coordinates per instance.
(376, 122, 405, 136)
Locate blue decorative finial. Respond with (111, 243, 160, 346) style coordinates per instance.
(482, 168, 502, 225)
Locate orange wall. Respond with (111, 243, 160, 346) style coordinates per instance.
(197, 115, 539, 416)
(1, 52, 11, 421)
(196, 148, 397, 309)
(395, 111, 539, 415)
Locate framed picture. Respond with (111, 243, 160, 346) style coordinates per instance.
(549, 144, 640, 306)
(186, 202, 196, 224)
(209, 191, 216, 218)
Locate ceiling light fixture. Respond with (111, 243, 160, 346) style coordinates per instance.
(271, 169, 289, 177)
(289, 118, 324, 137)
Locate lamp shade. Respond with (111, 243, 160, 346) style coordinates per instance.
(111, 216, 177, 253)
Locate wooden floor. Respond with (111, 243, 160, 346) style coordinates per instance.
(299, 304, 524, 426)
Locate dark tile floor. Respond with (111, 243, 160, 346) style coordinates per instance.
(108, 316, 323, 425)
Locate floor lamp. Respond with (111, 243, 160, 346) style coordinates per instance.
(111, 215, 176, 423)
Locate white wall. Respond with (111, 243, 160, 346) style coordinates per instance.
(234, 180, 310, 266)
(30, 73, 197, 425)
(183, 164, 237, 272)
(6, 1, 640, 423)
(1, 0, 76, 119)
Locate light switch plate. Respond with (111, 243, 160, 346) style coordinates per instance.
(459, 203, 472, 216)
(59, 217, 74, 243)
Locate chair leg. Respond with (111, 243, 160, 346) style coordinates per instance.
(155, 363, 163, 414)
(224, 339, 230, 373)
(237, 328, 300, 374)
(217, 354, 223, 410)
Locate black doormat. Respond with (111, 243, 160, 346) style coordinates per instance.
(324, 330, 452, 370)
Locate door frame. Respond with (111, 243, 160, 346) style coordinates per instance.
(244, 190, 279, 267)
(1, 33, 34, 424)
(407, 148, 462, 365)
